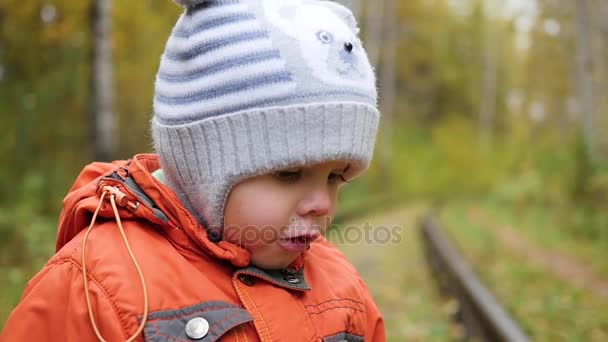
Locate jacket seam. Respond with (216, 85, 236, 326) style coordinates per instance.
(307, 305, 366, 315)
(206, 310, 242, 337)
(234, 326, 240, 342)
(155, 226, 206, 259)
(233, 279, 272, 342)
(290, 289, 322, 341)
(240, 285, 272, 341)
(48, 257, 130, 339)
(304, 298, 365, 308)
(150, 320, 188, 342)
(147, 305, 241, 321)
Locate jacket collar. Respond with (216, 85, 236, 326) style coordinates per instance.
(58, 153, 313, 288)
(125, 154, 253, 268)
(128, 155, 312, 290)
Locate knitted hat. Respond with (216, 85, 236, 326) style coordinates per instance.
(151, 0, 380, 239)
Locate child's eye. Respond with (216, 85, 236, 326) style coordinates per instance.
(328, 173, 348, 185)
(273, 170, 302, 182)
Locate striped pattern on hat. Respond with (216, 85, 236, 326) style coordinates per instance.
(155, 1, 297, 124)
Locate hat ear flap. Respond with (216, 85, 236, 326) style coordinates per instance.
(317, 1, 360, 35)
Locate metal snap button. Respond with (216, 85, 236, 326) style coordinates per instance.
(238, 274, 256, 286)
(185, 317, 209, 340)
(284, 267, 298, 274)
(284, 274, 300, 284)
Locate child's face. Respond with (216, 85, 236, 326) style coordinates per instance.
(223, 161, 350, 270)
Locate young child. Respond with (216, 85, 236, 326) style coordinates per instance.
(1, 0, 384, 340)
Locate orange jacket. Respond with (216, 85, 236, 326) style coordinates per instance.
(1, 154, 385, 342)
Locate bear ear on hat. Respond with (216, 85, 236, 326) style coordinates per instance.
(173, 0, 206, 8)
(317, 1, 360, 34)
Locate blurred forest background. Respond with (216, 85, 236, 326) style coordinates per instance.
(1, 0, 607, 340)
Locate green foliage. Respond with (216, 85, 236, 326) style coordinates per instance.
(441, 201, 608, 341)
(0, 0, 180, 327)
(0, 172, 58, 325)
(360, 117, 517, 201)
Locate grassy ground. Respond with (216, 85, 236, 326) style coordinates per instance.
(471, 200, 608, 279)
(333, 203, 461, 341)
(439, 200, 608, 341)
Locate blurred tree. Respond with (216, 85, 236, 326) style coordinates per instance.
(522, 0, 575, 139)
(90, 0, 115, 161)
(112, 0, 180, 157)
(362, 0, 383, 68)
(378, 0, 397, 189)
(478, 0, 498, 151)
(591, 0, 608, 156)
(574, 0, 596, 161)
(0, 0, 91, 185)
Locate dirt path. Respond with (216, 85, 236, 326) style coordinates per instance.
(467, 207, 608, 299)
(331, 204, 459, 341)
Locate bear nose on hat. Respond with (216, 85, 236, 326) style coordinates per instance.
(344, 42, 354, 53)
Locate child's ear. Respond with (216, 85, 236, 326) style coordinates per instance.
(317, 1, 360, 35)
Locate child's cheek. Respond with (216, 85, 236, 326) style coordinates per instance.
(223, 224, 283, 249)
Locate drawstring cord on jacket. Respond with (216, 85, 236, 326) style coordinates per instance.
(81, 187, 149, 342)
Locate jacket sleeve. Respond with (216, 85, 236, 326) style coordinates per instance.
(0, 259, 130, 342)
(359, 277, 386, 341)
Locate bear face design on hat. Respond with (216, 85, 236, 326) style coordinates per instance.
(262, 0, 375, 86)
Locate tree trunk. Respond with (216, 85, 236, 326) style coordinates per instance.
(595, 0, 608, 155)
(90, 0, 115, 161)
(478, 4, 498, 152)
(378, 0, 397, 189)
(364, 0, 384, 68)
(574, 0, 596, 160)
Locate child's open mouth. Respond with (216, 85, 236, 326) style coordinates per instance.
(278, 235, 317, 253)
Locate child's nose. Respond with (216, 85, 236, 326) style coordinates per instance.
(297, 188, 333, 218)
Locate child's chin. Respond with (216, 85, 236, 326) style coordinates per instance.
(251, 255, 299, 270)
